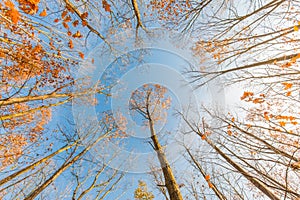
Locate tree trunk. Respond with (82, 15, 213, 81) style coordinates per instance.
(203, 136, 281, 200)
(149, 120, 183, 200)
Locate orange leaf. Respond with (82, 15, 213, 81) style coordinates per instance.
(227, 130, 232, 136)
(79, 52, 84, 59)
(10, 9, 20, 24)
(63, 22, 69, 29)
(280, 62, 292, 68)
(54, 18, 60, 23)
(5, 1, 20, 24)
(39, 9, 47, 17)
(282, 82, 293, 90)
(68, 39, 74, 49)
(72, 31, 82, 38)
(240, 91, 254, 100)
(286, 91, 292, 96)
(102, 0, 111, 12)
(291, 54, 300, 63)
(61, 10, 68, 19)
(64, 15, 71, 22)
(104, 4, 111, 12)
(252, 98, 264, 104)
(289, 116, 296, 121)
(208, 181, 213, 188)
(81, 12, 88, 19)
(201, 134, 206, 140)
(291, 121, 298, 125)
(82, 20, 88, 26)
(205, 175, 210, 181)
(4, 0, 14, 9)
(279, 121, 286, 126)
(294, 25, 299, 31)
(264, 112, 270, 121)
(73, 20, 79, 27)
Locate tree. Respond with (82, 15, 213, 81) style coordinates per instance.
(128, 0, 300, 199)
(134, 180, 155, 200)
(1, 0, 147, 198)
(169, 1, 300, 199)
(130, 84, 183, 200)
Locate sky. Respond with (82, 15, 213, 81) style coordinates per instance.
(18, 14, 238, 200)
(46, 26, 227, 199)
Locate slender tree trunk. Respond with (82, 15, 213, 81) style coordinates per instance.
(186, 147, 227, 200)
(24, 133, 108, 200)
(203, 136, 281, 200)
(149, 119, 183, 200)
(0, 142, 77, 186)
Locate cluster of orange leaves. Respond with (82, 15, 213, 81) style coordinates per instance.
(0, 134, 28, 170)
(18, 0, 40, 14)
(130, 84, 172, 123)
(192, 38, 234, 65)
(1, 105, 52, 167)
(2, 0, 41, 25)
(147, 0, 191, 22)
(204, 174, 213, 188)
(276, 115, 297, 127)
(240, 91, 265, 104)
(3, 0, 20, 24)
(2, 103, 34, 129)
(227, 124, 233, 136)
(277, 53, 300, 68)
(263, 112, 297, 126)
(102, 0, 111, 12)
(51, 5, 91, 59)
(0, 0, 76, 168)
(2, 104, 52, 136)
(282, 82, 293, 96)
(103, 112, 127, 139)
(241, 89, 298, 128)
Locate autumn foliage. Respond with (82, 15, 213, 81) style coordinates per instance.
(0, 0, 76, 168)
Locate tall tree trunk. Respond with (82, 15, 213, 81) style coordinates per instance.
(149, 119, 183, 200)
